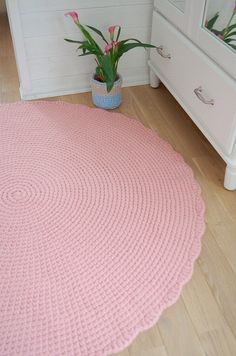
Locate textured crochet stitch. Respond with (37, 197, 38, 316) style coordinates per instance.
(0, 101, 205, 356)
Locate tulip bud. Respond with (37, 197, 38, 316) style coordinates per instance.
(105, 43, 113, 54)
(108, 26, 116, 40)
(65, 11, 79, 24)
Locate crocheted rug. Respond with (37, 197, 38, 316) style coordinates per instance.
(0, 101, 205, 355)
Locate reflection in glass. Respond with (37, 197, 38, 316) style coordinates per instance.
(205, 0, 236, 51)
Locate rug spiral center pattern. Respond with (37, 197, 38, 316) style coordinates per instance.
(0, 101, 205, 356)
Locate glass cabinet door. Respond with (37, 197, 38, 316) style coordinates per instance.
(154, 0, 191, 33)
(205, 0, 236, 52)
(191, 0, 236, 80)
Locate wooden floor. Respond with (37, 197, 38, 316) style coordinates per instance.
(1, 13, 236, 356)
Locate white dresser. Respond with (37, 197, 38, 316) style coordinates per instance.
(149, 0, 236, 190)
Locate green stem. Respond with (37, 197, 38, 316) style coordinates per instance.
(223, 11, 236, 36)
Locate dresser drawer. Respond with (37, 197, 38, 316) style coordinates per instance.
(150, 11, 236, 155)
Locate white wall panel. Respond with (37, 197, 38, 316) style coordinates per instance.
(19, 0, 153, 13)
(22, 6, 152, 37)
(28, 50, 148, 80)
(24, 28, 150, 58)
(6, 0, 153, 99)
(23, 66, 149, 99)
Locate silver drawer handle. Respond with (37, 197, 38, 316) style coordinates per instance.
(194, 86, 214, 105)
(156, 46, 171, 59)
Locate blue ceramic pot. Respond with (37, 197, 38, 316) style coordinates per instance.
(91, 75, 122, 110)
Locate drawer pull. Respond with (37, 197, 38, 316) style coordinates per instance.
(156, 46, 171, 59)
(194, 86, 214, 105)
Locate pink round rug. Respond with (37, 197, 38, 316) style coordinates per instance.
(0, 101, 205, 356)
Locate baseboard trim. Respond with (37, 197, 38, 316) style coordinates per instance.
(20, 77, 150, 101)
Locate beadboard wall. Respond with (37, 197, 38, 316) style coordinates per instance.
(6, 0, 153, 100)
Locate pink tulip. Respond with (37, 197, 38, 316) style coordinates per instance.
(108, 26, 116, 40)
(108, 26, 116, 34)
(65, 11, 79, 24)
(105, 43, 113, 54)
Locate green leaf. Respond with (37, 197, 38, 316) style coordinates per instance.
(106, 81, 114, 92)
(224, 38, 236, 43)
(206, 12, 219, 30)
(225, 30, 236, 39)
(116, 26, 121, 41)
(78, 44, 89, 54)
(118, 42, 156, 56)
(95, 66, 101, 77)
(95, 67, 99, 76)
(78, 41, 103, 56)
(77, 23, 104, 56)
(119, 38, 143, 45)
(86, 25, 108, 44)
(64, 38, 84, 44)
(101, 55, 115, 92)
(95, 66, 105, 82)
(78, 52, 93, 56)
(229, 43, 236, 50)
(78, 49, 102, 56)
(223, 23, 236, 36)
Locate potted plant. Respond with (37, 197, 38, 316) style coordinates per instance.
(65, 11, 155, 109)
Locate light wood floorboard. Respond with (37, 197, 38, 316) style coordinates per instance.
(1, 12, 236, 356)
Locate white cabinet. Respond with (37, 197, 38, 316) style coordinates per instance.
(149, 0, 236, 190)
